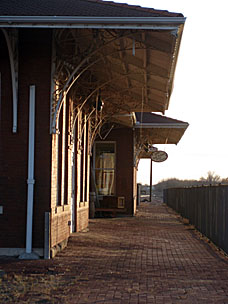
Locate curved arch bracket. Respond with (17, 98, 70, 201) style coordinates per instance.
(2, 29, 18, 133)
(49, 28, 136, 134)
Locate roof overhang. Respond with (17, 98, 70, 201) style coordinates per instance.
(0, 8, 186, 130)
(136, 125, 188, 145)
(0, 16, 186, 28)
(135, 122, 188, 128)
(134, 112, 189, 158)
(136, 124, 189, 144)
(41, 24, 185, 128)
(110, 113, 136, 128)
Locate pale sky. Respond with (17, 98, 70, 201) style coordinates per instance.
(108, 0, 228, 184)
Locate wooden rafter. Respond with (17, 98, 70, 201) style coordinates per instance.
(143, 32, 148, 105)
(119, 38, 131, 89)
(50, 27, 182, 132)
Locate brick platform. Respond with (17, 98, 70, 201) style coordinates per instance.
(1, 200, 228, 303)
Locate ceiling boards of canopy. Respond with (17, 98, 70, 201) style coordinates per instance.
(50, 25, 184, 132)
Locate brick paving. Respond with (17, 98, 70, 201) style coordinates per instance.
(1, 200, 228, 303)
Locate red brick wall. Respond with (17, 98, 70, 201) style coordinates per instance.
(50, 106, 89, 245)
(1, 28, 91, 252)
(50, 99, 72, 246)
(76, 206, 89, 232)
(75, 112, 89, 232)
(100, 128, 135, 215)
(50, 206, 71, 248)
(0, 31, 22, 247)
(0, 29, 52, 248)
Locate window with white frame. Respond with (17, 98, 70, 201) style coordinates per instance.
(94, 142, 115, 196)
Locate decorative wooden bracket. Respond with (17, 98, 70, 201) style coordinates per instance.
(2, 29, 18, 133)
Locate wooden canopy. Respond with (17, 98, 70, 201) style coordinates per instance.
(134, 112, 189, 158)
(0, 0, 186, 132)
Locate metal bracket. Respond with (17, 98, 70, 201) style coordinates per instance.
(2, 29, 18, 133)
(49, 28, 139, 134)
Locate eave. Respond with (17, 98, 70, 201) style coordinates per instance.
(0, 12, 186, 132)
(134, 113, 189, 158)
(135, 122, 189, 129)
(0, 16, 186, 28)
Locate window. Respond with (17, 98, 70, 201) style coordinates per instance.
(80, 113, 87, 203)
(57, 98, 69, 206)
(94, 142, 115, 196)
(56, 103, 63, 206)
(79, 112, 90, 204)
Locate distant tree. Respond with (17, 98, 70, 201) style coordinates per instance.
(154, 178, 200, 191)
(153, 178, 199, 198)
(153, 172, 228, 198)
(200, 171, 221, 185)
(221, 177, 228, 185)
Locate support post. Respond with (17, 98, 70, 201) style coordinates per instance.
(150, 158, 152, 202)
(44, 212, 50, 259)
(19, 85, 39, 259)
(26, 85, 36, 254)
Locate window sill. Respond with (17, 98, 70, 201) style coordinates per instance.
(54, 204, 70, 214)
(79, 201, 88, 208)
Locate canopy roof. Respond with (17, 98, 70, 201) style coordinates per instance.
(0, 0, 186, 131)
(135, 112, 188, 158)
(0, 0, 183, 17)
(135, 112, 188, 126)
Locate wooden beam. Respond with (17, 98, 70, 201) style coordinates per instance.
(119, 38, 131, 89)
(133, 31, 174, 54)
(106, 53, 170, 78)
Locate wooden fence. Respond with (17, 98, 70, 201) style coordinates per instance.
(164, 185, 228, 254)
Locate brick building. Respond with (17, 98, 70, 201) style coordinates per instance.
(0, 0, 187, 258)
(93, 113, 188, 216)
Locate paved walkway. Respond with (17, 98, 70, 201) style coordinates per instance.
(1, 200, 228, 303)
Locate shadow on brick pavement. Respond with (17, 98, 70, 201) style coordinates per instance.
(1, 199, 228, 303)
